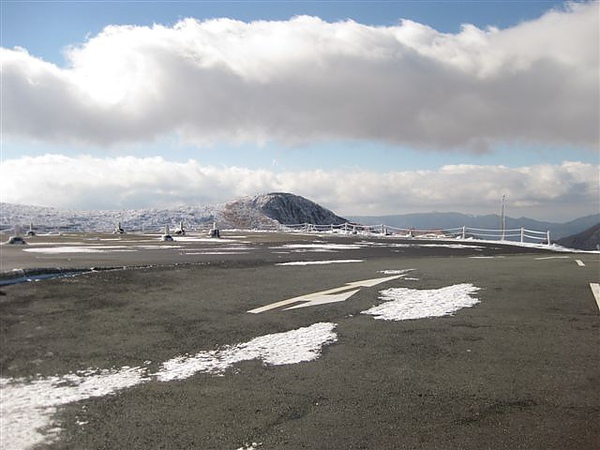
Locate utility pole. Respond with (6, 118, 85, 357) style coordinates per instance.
(500, 195, 506, 241)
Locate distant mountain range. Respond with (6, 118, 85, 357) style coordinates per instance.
(348, 212, 600, 240)
(1, 193, 597, 242)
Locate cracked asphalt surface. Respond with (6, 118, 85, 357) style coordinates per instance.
(1, 231, 598, 449)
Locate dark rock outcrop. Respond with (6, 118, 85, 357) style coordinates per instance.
(556, 223, 600, 251)
(251, 193, 347, 225)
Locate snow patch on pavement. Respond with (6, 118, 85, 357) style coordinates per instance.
(273, 243, 363, 251)
(276, 260, 364, 266)
(22, 246, 134, 254)
(0, 323, 337, 450)
(155, 322, 338, 381)
(362, 284, 480, 321)
(377, 269, 415, 275)
(0, 366, 147, 450)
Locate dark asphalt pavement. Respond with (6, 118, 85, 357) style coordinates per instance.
(1, 232, 598, 449)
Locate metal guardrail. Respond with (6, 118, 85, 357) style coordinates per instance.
(280, 222, 551, 245)
(2, 221, 552, 245)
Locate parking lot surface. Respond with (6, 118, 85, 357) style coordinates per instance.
(1, 231, 598, 449)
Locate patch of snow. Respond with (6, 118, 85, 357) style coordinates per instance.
(362, 284, 480, 321)
(22, 246, 134, 254)
(22, 241, 88, 246)
(273, 243, 363, 250)
(132, 245, 183, 250)
(276, 260, 364, 266)
(237, 443, 262, 450)
(0, 366, 147, 450)
(387, 243, 485, 249)
(0, 323, 337, 449)
(377, 269, 415, 275)
(184, 251, 249, 255)
(155, 322, 338, 382)
(172, 236, 245, 243)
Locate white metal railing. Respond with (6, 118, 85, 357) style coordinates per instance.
(1, 221, 552, 245)
(280, 222, 551, 245)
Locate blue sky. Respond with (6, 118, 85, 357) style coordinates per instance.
(1, 1, 598, 220)
(3, 1, 567, 62)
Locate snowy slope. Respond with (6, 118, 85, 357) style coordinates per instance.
(0, 203, 220, 233)
(0, 193, 347, 233)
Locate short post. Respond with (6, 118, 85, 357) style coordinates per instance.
(546, 231, 551, 245)
(162, 225, 174, 241)
(520, 227, 524, 243)
(462, 226, 466, 239)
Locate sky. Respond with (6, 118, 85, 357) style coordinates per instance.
(1, 0, 598, 222)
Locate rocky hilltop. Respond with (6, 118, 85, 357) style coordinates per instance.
(0, 193, 347, 233)
(247, 193, 346, 226)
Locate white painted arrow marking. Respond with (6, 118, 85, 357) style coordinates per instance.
(285, 290, 361, 310)
(247, 274, 404, 314)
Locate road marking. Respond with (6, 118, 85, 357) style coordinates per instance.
(590, 283, 600, 311)
(535, 256, 570, 260)
(247, 274, 404, 314)
(575, 260, 585, 267)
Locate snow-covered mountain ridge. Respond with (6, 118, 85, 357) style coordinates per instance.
(1, 193, 596, 241)
(0, 193, 346, 233)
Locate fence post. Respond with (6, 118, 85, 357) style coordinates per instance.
(520, 227, 524, 243)
(547, 231, 551, 245)
(462, 226, 466, 239)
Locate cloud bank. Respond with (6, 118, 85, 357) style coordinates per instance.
(1, 155, 597, 221)
(2, 2, 598, 151)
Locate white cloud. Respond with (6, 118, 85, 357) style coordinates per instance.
(1, 155, 597, 221)
(2, 3, 598, 151)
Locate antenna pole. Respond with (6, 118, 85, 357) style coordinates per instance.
(501, 195, 506, 241)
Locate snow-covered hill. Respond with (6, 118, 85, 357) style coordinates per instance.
(0, 193, 347, 233)
(238, 192, 347, 226)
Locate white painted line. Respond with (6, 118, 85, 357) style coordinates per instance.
(590, 283, 600, 311)
(247, 274, 404, 314)
(575, 260, 585, 267)
(535, 256, 570, 260)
